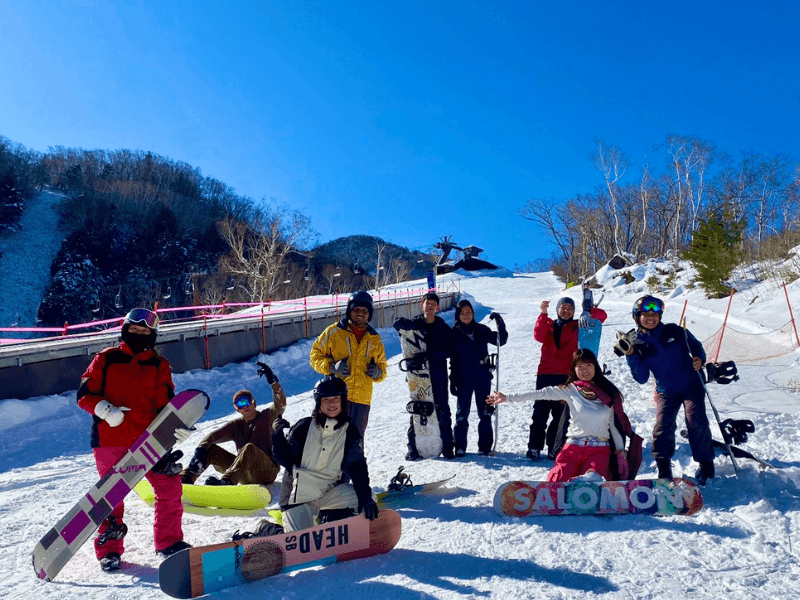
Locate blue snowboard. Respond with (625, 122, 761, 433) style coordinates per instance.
(578, 317, 602, 355)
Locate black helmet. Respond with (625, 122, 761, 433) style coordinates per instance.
(632, 295, 664, 322)
(346, 290, 373, 321)
(313, 375, 348, 404)
(312, 375, 348, 423)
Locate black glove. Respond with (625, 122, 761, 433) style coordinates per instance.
(256, 362, 278, 384)
(366, 357, 382, 379)
(393, 317, 414, 332)
(359, 498, 379, 521)
(273, 417, 290, 433)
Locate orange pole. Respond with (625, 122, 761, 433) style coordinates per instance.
(712, 289, 735, 363)
(784, 282, 800, 348)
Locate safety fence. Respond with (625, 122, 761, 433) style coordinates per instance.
(0, 286, 458, 401)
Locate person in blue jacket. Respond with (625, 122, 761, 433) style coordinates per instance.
(621, 295, 715, 485)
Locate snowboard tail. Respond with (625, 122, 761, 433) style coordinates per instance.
(397, 327, 442, 458)
(494, 478, 703, 517)
(32, 389, 210, 581)
(159, 510, 401, 598)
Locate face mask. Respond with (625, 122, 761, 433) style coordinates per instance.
(122, 331, 153, 354)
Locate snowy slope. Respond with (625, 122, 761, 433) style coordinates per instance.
(0, 190, 65, 330)
(3, 266, 800, 599)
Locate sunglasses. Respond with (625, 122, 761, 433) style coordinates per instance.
(126, 308, 160, 329)
(641, 301, 663, 313)
(234, 394, 254, 409)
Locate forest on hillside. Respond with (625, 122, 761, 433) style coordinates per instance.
(0, 137, 437, 327)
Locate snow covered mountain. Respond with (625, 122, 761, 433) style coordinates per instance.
(3, 264, 800, 599)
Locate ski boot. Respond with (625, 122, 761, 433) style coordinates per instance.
(99, 552, 121, 572)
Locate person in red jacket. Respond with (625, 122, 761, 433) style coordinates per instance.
(526, 293, 607, 461)
(77, 308, 190, 572)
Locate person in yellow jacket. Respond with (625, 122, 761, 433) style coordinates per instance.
(309, 290, 388, 437)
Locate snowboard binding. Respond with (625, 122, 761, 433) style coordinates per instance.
(720, 418, 755, 445)
(96, 516, 128, 546)
(152, 449, 184, 476)
(388, 466, 413, 492)
(399, 354, 428, 373)
(406, 401, 435, 426)
(705, 361, 739, 385)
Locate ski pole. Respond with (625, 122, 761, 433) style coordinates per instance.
(683, 328, 740, 477)
(489, 313, 501, 456)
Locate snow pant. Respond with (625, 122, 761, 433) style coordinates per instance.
(652, 379, 715, 464)
(453, 378, 493, 454)
(547, 443, 611, 482)
(528, 374, 569, 455)
(346, 402, 371, 439)
(281, 482, 360, 532)
(407, 389, 454, 457)
(203, 442, 280, 485)
(92, 446, 184, 560)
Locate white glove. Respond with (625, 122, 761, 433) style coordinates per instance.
(579, 311, 592, 328)
(174, 427, 193, 443)
(94, 400, 131, 428)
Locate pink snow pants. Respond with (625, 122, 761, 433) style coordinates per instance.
(92, 446, 184, 559)
(547, 443, 611, 482)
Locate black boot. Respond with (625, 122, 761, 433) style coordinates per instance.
(99, 552, 121, 572)
(694, 462, 715, 486)
(656, 459, 673, 480)
(205, 475, 233, 486)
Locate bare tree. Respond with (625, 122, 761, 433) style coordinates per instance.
(591, 138, 628, 256)
(216, 204, 313, 302)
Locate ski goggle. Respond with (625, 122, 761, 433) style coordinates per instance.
(234, 393, 255, 409)
(124, 308, 160, 330)
(639, 299, 664, 313)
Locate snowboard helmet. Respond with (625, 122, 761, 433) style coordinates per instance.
(346, 290, 373, 322)
(632, 295, 664, 324)
(312, 375, 349, 423)
(121, 308, 159, 351)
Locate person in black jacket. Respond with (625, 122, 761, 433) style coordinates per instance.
(449, 300, 507, 456)
(271, 376, 378, 532)
(394, 292, 455, 460)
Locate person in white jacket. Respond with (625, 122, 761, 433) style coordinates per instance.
(488, 349, 628, 482)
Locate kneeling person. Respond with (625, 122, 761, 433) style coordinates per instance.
(181, 363, 285, 486)
(271, 376, 379, 532)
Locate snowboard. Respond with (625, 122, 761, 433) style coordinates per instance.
(158, 510, 402, 598)
(578, 317, 603, 356)
(377, 467, 455, 507)
(712, 439, 776, 469)
(397, 326, 442, 458)
(134, 479, 272, 510)
(494, 478, 703, 517)
(32, 389, 211, 581)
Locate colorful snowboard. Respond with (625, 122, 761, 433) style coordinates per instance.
(397, 326, 442, 458)
(158, 510, 402, 598)
(494, 478, 703, 517)
(134, 479, 272, 510)
(32, 389, 211, 581)
(578, 317, 603, 356)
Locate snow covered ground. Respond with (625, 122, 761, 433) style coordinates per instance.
(3, 264, 800, 599)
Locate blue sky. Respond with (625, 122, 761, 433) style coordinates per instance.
(1, 1, 798, 269)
